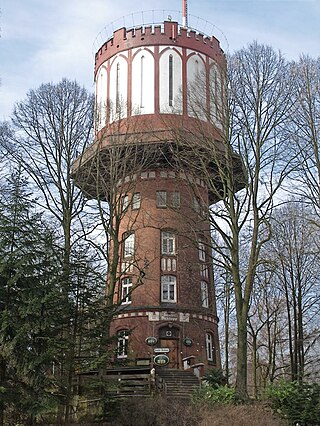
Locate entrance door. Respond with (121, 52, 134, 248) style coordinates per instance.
(159, 338, 179, 368)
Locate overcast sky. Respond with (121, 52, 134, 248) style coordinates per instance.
(1, 0, 319, 120)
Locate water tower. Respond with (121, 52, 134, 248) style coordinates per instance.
(73, 9, 238, 374)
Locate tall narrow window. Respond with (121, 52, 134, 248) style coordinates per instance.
(161, 275, 177, 302)
(156, 191, 167, 208)
(121, 277, 132, 304)
(198, 241, 206, 262)
(140, 55, 144, 108)
(171, 191, 180, 208)
(169, 54, 173, 106)
(124, 233, 135, 258)
(116, 62, 120, 112)
(117, 330, 129, 358)
(161, 231, 176, 255)
(205, 333, 215, 362)
(122, 195, 129, 212)
(132, 193, 141, 210)
(201, 281, 209, 308)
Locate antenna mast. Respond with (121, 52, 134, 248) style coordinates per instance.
(182, 0, 188, 27)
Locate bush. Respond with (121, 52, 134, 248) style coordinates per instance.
(203, 369, 228, 388)
(199, 403, 285, 426)
(193, 384, 236, 405)
(266, 380, 320, 425)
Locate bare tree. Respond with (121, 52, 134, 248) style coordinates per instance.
(167, 42, 294, 399)
(266, 201, 320, 382)
(290, 56, 320, 213)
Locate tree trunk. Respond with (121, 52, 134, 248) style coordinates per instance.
(235, 315, 248, 400)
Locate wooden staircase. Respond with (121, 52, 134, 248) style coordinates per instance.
(156, 368, 200, 399)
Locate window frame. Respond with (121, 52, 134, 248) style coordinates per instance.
(171, 191, 181, 208)
(161, 275, 177, 303)
(198, 241, 206, 262)
(117, 330, 129, 359)
(132, 192, 141, 210)
(156, 190, 167, 208)
(121, 277, 132, 304)
(161, 231, 176, 255)
(201, 281, 209, 308)
(124, 232, 135, 258)
(205, 332, 215, 362)
(122, 194, 129, 212)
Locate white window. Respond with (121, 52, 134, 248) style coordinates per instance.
(121, 277, 132, 304)
(122, 195, 129, 212)
(132, 193, 141, 209)
(201, 281, 209, 308)
(198, 241, 206, 262)
(121, 261, 134, 273)
(161, 231, 176, 255)
(117, 330, 129, 358)
(171, 191, 180, 208)
(124, 233, 134, 258)
(161, 275, 177, 302)
(156, 191, 167, 207)
(205, 333, 215, 362)
(161, 257, 177, 272)
(200, 264, 209, 278)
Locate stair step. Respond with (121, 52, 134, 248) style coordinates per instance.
(156, 368, 200, 398)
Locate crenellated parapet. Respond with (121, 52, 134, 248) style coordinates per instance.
(95, 20, 224, 73)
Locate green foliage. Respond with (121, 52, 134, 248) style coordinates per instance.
(204, 368, 228, 388)
(265, 380, 320, 425)
(193, 384, 236, 405)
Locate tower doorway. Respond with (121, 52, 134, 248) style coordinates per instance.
(158, 325, 180, 369)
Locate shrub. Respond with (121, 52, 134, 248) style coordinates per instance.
(203, 369, 228, 388)
(193, 384, 236, 405)
(265, 380, 320, 425)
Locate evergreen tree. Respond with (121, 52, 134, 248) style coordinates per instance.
(0, 168, 63, 425)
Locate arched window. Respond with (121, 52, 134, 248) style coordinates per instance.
(116, 62, 120, 112)
(140, 55, 145, 108)
(168, 54, 173, 106)
(117, 330, 129, 358)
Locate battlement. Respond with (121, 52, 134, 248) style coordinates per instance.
(95, 20, 224, 72)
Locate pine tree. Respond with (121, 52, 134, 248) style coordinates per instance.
(0, 168, 63, 425)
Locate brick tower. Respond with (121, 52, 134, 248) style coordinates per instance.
(73, 17, 233, 373)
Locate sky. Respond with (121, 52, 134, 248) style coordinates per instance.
(0, 0, 319, 120)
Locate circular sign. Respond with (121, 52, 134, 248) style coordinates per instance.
(154, 354, 170, 366)
(145, 336, 157, 346)
(183, 337, 193, 347)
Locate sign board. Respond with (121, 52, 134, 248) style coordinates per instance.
(183, 337, 193, 347)
(145, 336, 157, 346)
(154, 354, 170, 366)
(154, 348, 170, 353)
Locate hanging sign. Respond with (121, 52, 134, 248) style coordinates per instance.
(145, 336, 157, 346)
(183, 337, 193, 347)
(154, 354, 170, 366)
